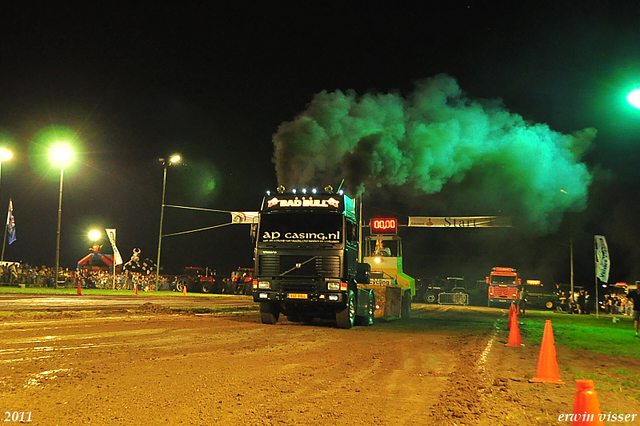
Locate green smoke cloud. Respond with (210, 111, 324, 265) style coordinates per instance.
(272, 74, 595, 232)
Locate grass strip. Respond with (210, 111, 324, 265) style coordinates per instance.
(518, 310, 639, 359)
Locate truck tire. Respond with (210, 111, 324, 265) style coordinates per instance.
(424, 291, 437, 304)
(336, 289, 355, 329)
(260, 302, 279, 324)
(355, 290, 375, 326)
(544, 299, 555, 310)
(201, 282, 213, 293)
(176, 277, 195, 293)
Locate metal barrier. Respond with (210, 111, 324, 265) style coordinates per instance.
(438, 292, 469, 306)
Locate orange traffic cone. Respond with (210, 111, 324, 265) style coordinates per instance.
(507, 302, 515, 330)
(182, 284, 187, 296)
(529, 320, 565, 384)
(77, 279, 82, 296)
(506, 309, 522, 347)
(571, 380, 604, 425)
(134, 284, 138, 295)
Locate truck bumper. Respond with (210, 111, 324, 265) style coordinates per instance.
(253, 291, 344, 304)
(488, 298, 517, 305)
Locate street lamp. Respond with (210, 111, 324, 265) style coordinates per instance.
(88, 229, 102, 243)
(0, 148, 13, 261)
(627, 88, 640, 109)
(155, 154, 181, 288)
(49, 142, 74, 288)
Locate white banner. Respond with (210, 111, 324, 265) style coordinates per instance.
(408, 216, 512, 228)
(594, 235, 610, 283)
(230, 212, 259, 224)
(105, 228, 124, 265)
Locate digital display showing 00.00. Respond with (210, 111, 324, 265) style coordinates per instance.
(371, 218, 397, 235)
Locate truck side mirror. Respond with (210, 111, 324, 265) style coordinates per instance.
(250, 224, 257, 244)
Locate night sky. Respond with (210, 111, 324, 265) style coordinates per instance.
(1, 1, 640, 290)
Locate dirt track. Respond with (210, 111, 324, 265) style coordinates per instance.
(1, 303, 639, 425)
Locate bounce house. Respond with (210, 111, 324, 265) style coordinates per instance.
(77, 244, 116, 273)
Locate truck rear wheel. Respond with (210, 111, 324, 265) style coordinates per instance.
(201, 282, 213, 293)
(336, 289, 355, 329)
(260, 302, 280, 324)
(545, 299, 555, 310)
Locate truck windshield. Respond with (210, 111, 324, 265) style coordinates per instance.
(258, 213, 343, 244)
(491, 275, 517, 285)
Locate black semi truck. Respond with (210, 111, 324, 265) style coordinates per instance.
(252, 189, 375, 328)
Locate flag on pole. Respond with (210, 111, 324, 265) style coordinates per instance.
(105, 228, 123, 265)
(6, 199, 16, 245)
(594, 235, 610, 283)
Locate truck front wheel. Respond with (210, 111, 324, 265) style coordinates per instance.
(355, 290, 375, 326)
(336, 289, 355, 329)
(260, 302, 280, 324)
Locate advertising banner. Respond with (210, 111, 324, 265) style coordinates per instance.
(594, 235, 610, 283)
(407, 216, 512, 228)
(105, 228, 123, 265)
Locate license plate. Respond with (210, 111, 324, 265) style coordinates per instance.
(287, 293, 308, 299)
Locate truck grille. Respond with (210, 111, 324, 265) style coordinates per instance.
(259, 255, 341, 278)
(491, 286, 518, 298)
(281, 282, 318, 293)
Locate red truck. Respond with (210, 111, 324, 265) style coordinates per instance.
(486, 267, 521, 308)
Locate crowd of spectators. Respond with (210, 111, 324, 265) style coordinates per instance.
(557, 288, 635, 315)
(0, 262, 172, 291)
(602, 293, 634, 315)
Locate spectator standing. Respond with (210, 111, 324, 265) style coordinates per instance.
(584, 291, 590, 314)
(578, 290, 586, 314)
(627, 284, 640, 338)
(518, 285, 528, 315)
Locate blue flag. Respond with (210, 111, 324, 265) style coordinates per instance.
(7, 199, 16, 245)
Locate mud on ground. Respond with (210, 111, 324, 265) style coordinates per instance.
(1, 304, 639, 425)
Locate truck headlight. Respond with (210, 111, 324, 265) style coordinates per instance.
(258, 281, 271, 289)
(326, 280, 341, 291)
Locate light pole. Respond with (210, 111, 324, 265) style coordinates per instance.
(0, 148, 13, 262)
(155, 154, 181, 288)
(49, 143, 74, 289)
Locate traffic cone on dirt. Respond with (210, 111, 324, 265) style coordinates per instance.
(529, 320, 565, 384)
(571, 380, 604, 425)
(505, 308, 522, 347)
(182, 285, 187, 296)
(76, 279, 82, 296)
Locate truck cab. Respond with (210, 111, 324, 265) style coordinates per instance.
(252, 189, 375, 328)
(487, 267, 521, 308)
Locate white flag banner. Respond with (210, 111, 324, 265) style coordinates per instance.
(408, 216, 512, 228)
(230, 212, 259, 224)
(105, 228, 124, 265)
(594, 235, 610, 283)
